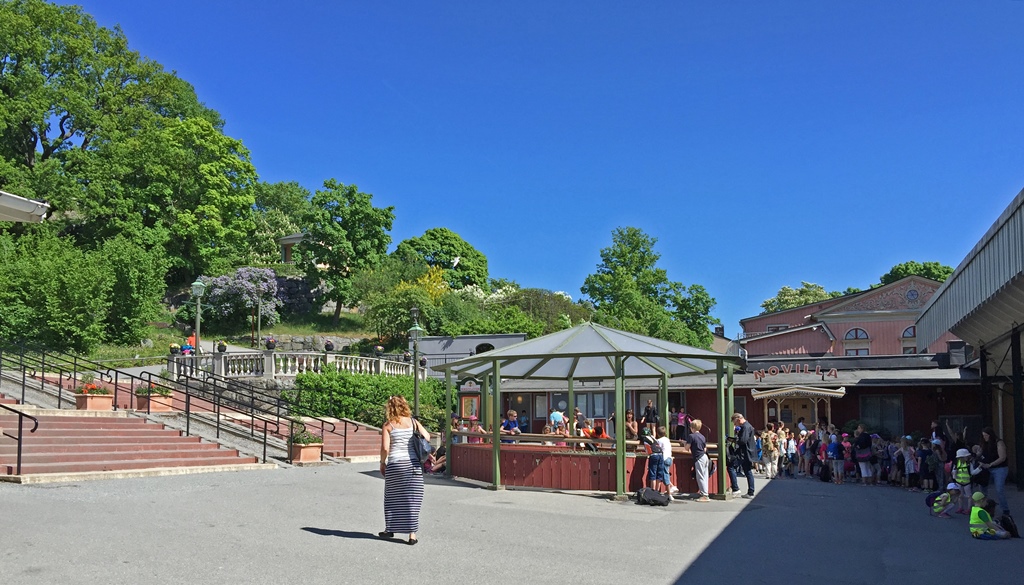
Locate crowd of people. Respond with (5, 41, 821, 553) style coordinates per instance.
(744, 416, 1014, 539)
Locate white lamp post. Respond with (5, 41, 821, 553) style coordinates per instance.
(408, 306, 425, 417)
(191, 279, 206, 355)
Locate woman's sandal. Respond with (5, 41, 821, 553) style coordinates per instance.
(377, 531, 394, 539)
(407, 537, 418, 545)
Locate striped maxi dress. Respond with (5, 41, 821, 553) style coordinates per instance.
(384, 425, 424, 534)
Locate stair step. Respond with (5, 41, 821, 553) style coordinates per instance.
(6, 428, 183, 437)
(0, 435, 195, 445)
(0, 441, 215, 454)
(5, 455, 258, 475)
(0, 420, 159, 430)
(1, 448, 241, 464)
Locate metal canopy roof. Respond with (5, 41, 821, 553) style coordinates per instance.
(0, 190, 50, 223)
(431, 322, 744, 380)
(751, 386, 847, 400)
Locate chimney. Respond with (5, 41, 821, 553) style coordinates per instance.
(714, 325, 725, 338)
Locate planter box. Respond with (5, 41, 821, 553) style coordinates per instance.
(75, 393, 113, 411)
(136, 394, 173, 412)
(290, 443, 323, 463)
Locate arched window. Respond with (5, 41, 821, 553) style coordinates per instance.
(902, 326, 916, 339)
(845, 328, 869, 340)
(475, 343, 495, 355)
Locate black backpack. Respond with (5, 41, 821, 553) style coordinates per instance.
(635, 487, 670, 507)
(999, 514, 1020, 538)
(819, 463, 832, 482)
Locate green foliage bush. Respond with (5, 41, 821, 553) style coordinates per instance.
(285, 368, 448, 432)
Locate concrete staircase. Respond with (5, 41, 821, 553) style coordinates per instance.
(321, 422, 380, 459)
(0, 391, 18, 406)
(0, 411, 266, 481)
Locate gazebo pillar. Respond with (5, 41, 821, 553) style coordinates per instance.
(727, 366, 735, 431)
(481, 374, 490, 430)
(659, 374, 668, 434)
(491, 361, 502, 489)
(614, 356, 626, 496)
(713, 360, 728, 499)
(567, 376, 575, 433)
(445, 369, 453, 478)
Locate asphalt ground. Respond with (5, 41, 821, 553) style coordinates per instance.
(1, 464, 1021, 584)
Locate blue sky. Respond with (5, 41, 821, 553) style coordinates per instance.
(71, 1, 1024, 336)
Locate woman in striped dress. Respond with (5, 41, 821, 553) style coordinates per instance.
(378, 395, 429, 545)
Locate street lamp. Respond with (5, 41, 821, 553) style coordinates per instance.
(191, 279, 206, 355)
(408, 306, 426, 417)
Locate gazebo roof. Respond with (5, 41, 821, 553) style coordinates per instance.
(750, 385, 847, 400)
(431, 322, 744, 380)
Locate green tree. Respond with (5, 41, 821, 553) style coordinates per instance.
(394, 227, 488, 289)
(298, 179, 395, 324)
(509, 288, 594, 334)
(100, 236, 168, 344)
(759, 282, 846, 314)
(581, 227, 717, 348)
(350, 248, 429, 306)
(878, 261, 954, 286)
(249, 181, 311, 264)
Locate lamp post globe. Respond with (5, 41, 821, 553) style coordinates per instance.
(408, 306, 425, 417)
(191, 279, 206, 355)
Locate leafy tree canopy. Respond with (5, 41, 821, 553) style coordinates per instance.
(581, 227, 718, 348)
(759, 282, 847, 315)
(298, 179, 395, 324)
(394, 227, 488, 290)
(878, 261, 953, 286)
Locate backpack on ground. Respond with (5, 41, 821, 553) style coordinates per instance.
(819, 463, 832, 482)
(635, 487, 670, 507)
(924, 490, 943, 509)
(998, 514, 1020, 538)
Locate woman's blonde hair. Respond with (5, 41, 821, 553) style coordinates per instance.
(385, 395, 412, 423)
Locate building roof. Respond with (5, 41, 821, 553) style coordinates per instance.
(0, 190, 50, 223)
(432, 321, 744, 380)
(917, 185, 1024, 377)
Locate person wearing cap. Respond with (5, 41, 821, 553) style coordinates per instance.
(932, 483, 961, 518)
(952, 448, 973, 514)
(969, 492, 1009, 539)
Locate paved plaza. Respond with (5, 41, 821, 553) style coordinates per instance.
(2, 464, 1021, 584)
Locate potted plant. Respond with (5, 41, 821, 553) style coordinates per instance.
(323, 339, 334, 352)
(265, 336, 276, 350)
(373, 344, 384, 357)
(75, 373, 113, 411)
(135, 383, 174, 412)
(169, 343, 181, 355)
(403, 351, 412, 362)
(289, 427, 324, 463)
(216, 340, 228, 353)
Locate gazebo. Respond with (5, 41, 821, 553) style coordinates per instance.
(750, 386, 847, 430)
(431, 322, 745, 497)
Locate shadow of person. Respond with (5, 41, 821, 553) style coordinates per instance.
(301, 527, 378, 540)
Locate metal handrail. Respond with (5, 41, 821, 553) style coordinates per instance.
(0, 344, 282, 463)
(0, 403, 39, 475)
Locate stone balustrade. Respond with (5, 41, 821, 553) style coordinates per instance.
(167, 351, 420, 381)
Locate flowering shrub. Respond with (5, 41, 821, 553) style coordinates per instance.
(77, 382, 110, 395)
(182, 268, 283, 331)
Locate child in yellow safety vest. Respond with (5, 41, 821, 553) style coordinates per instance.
(952, 449, 972, 514)
(932, 483, 960, 518)
(969, 492, 1009, 540)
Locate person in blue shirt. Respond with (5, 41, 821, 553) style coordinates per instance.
(518, 410, 530, 434)
(500, 410, 521, 444)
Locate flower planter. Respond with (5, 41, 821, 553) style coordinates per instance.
(265, 341, 276, 350)
(290, 443, 323, 463)
(216, 344, 227, 353)
(76, 393, 113, 411)
(136, 394, 173, 412)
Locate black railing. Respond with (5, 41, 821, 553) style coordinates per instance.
(0, 403, 38, 475)
(0, 342, 362, 462)
(0, 344, 281, 464)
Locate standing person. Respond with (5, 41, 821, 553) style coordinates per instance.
(624, 409, 639, 440)
(979, 427, 1010, 516)
(574, 407, 586, 436)
(657, 426, 677, 497)
(732, 413, 757, 498)
(668, 407, 678, 441)
(827, 434, 845, 485)
(518, 410, 530, 434)
(853, 425, 875, 485)
(676, 407, 693, 441)
(378, 395, 428, 545)
(762, 423, 779, 480)
(640, 400, 659, 435)
(687, 419, 710, 502)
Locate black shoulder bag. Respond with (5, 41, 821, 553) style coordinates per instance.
(410, 417, 435, 464)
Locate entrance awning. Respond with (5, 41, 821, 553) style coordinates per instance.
(751, 386, 847, 400)
(0, 190, 50, 223)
